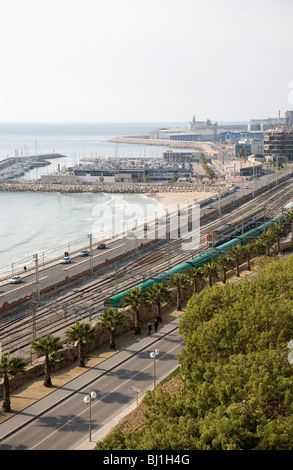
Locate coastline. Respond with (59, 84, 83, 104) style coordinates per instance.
(149, 190, 217, 208)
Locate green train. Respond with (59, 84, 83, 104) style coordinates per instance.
(104, 213, 285, 309)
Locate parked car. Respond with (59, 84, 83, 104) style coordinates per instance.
(10, 275, 22, 284)
(60, 256, 71, 264)
(79, 249, 89, 257)
(155, 218, 165, 225)
(207, 204, 213, 209)
(97, 243, 106, 249)
(126, 231, 135, 239)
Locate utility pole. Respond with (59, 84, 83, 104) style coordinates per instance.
(32, 298, 37, 341)
(88, 234, 93, 275)
(33, 253, 40, 304)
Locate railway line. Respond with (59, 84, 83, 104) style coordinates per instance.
(1, 176, 293, 361)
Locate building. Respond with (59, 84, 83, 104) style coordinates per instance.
(73, 165, 192, 183)
(235, 138, 264, 157)
(163, 150, 204, 164)
(224, 160, 262, 178)
(264, 126, 293, 162)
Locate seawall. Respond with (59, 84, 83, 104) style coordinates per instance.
(0, 181, 218, 194)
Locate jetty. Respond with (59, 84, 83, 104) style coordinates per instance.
(0, 181, 219, 195)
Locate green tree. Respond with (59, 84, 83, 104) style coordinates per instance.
(270, 220, 286, 253)
(97, 308, 124, 349)
(145, 283, 171, 321)
(0, 352, 26, 412)
(31, 334, 63, 387)
(216, 256, 233, 284)
(258, 231, 275, 256)
(284, 209, 293, 246)
(167, 273, 191, 311)
(252, 238, 266, 257)
(227, 244, 245, 277)
(186, 266, 204, 293)
(122, 286, 148, 334)
(243, 241, 257, 271)
(202, 262, 219, 287)
(65, 321, 96, 366)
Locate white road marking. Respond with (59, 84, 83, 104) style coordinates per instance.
(29, 338, 183, 450)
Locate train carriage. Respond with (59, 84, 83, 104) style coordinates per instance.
(206, 207, 266, 246)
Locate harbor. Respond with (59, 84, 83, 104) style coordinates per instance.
(0, 153, 66, 181)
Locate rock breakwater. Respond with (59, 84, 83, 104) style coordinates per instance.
(0, 181, 217, 195)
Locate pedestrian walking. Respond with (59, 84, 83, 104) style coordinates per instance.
(23, 266, 27, 272)
(154, 318, 159, 332)
(148, 322, 152, 335)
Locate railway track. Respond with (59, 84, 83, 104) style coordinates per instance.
(1, 177, 293, 361)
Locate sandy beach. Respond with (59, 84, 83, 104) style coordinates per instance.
(149, 190, 218, 208)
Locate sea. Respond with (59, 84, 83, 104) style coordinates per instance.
(0, 122, 186, 277)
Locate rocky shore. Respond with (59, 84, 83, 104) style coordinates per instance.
(0, 181, 217, 195)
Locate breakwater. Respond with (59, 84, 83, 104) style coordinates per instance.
(0, 181, 217, 194)
(109, 136, 215, 155)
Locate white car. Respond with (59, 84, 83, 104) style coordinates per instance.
(10, 275, 22, 284)
(244, 185, 249, 189)
(207, 204, 213, 209)
(155, 218, 166, 225)
(60, 256, 71, 264)
(79, 249, 89, 257)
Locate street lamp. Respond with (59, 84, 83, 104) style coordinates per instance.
(150, 349, 159, 389)
(287, 340, 293, 365)
(83, 391, 97, 441)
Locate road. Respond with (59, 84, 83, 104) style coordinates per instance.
(0, 317, 183, 450)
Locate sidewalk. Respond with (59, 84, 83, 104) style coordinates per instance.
(0, 310, 182, 445)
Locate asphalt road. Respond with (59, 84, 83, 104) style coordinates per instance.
(0, 317, 184, 450)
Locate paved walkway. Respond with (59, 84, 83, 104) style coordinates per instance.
(0, 315, 181, 449)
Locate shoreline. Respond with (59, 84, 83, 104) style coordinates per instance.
(148, 190, 217, 208)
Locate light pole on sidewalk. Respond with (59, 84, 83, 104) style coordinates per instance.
(83, 391, 97, 441)
(150, 349, 159, 389)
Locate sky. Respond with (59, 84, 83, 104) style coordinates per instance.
(0, 0, 293, 123)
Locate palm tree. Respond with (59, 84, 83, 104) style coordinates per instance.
(216, 256, 233, 284)
(270, 220, 286, 253)
(227, 244, 245, 277)
(122, 286, 147, 334)
(0, 352, 26, 412)
(243, 242, 257, 271)
(97, 308, 124, 349)
(65, 321, 96, 366)
(258, 230, 275, 256)
(186, 266, 204, 293)
(284, 208, 293, 246)
(167, 273, 191, 311)
(253, 238, 266, 257)
(145, 282, 171, 321)
(31, 334, 63, 387)
(202, 262, 219, 287)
